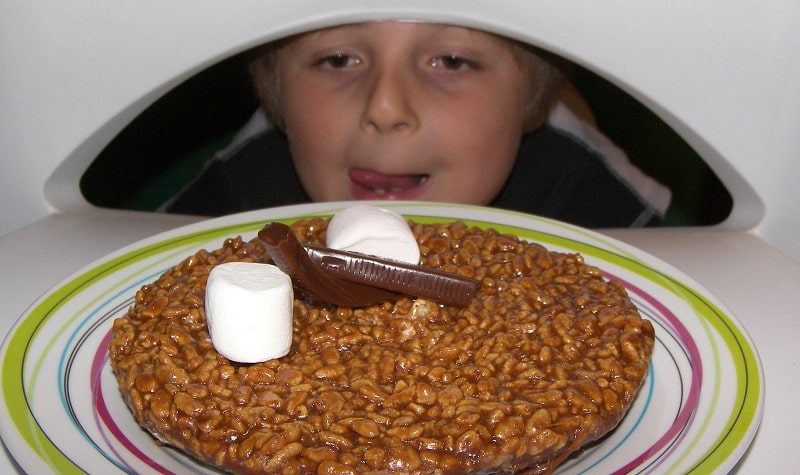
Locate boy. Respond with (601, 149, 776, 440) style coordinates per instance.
(164, 21, 670, 227)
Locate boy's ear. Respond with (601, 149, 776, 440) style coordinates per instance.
(520, 51, 566, 133)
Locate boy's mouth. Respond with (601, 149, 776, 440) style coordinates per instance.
(348, 168, 430, 200)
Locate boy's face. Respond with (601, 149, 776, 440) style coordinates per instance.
(277, 22, 536, 204)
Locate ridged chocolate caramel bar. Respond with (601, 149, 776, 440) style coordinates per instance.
(258, 222, 479, 307)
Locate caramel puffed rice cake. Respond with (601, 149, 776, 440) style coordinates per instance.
(109, 219, 655, 474)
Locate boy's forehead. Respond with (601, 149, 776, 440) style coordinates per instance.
(296, 21, 498, 41)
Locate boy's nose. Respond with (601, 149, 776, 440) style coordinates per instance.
(361, 68, 419, 134)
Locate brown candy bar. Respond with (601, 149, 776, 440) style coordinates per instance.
(305, 245, 480, 307)
(258, 222, 480, 308)
(258, 222, 401, 307)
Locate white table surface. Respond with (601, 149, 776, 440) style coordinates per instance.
(1, 210, 798, 473)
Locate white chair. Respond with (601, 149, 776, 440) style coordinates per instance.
(3, 1, 798, 260)
(1, 4, 799, 474)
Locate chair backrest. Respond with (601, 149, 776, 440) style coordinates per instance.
(2, 1, 799, 259)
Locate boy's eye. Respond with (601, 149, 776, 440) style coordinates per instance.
(430, 55, 476, 71)
(318, 53, 360, 69)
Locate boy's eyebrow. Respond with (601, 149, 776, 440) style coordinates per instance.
(292, 21, 511, 51)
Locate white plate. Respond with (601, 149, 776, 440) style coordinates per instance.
(0, 202, 763, 474)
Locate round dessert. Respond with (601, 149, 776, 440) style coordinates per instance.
(109, 218, 655, 474)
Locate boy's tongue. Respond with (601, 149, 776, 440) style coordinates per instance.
(349, 168, 428, 197)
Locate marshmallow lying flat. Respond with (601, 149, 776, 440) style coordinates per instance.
(326, 205, 420, 264)
(205, 262, 293, 363)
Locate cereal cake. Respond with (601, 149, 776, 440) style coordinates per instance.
(109, 217, 655, 474)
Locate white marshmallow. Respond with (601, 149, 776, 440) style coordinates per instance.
(326, 205, 420, 264)
(205, 262, 293, 363)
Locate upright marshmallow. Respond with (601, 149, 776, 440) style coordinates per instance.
(326, 205, 420, 264)
(205, 262, 293, 363)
